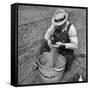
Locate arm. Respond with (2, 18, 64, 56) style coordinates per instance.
(64, 24, 78, 49)
(44, 25, 54, 41)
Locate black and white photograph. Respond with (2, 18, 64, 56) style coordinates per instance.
(11, 3, 88, 86)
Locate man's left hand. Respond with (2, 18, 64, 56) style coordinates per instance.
(53, 42, 64, 48)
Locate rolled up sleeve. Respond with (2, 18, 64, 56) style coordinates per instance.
(65, 24, 78, 49)
(44, 25, 54, 41)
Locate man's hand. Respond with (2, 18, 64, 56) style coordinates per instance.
(53, 42, 64, 48)
(47, 40, 55, 48)
(47, 40, 53, 47)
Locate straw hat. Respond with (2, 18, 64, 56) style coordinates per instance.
(52, 9, 68, 26)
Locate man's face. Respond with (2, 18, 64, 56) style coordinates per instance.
(55, 22, 66, 30)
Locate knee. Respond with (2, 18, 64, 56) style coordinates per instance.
(40, 39, 50, 54)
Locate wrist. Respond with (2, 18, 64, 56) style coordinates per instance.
(47, 39, 49, 42)
(62, 43, 66, 47)
(48, 39, 51, 41)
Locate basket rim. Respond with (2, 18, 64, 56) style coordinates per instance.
(37, 52, 66, 70)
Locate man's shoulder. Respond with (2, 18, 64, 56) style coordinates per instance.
(67, 21, 76, 31)
(68, 23, 77, 36)
(67, 22, 72, 32)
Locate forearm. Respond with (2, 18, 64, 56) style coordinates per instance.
(64, 42, 78, 49)
(44, 33, 51, 41)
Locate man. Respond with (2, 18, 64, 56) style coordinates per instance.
(41, 9, 78, 71)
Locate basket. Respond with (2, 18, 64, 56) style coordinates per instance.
(38, 52, 66, 83)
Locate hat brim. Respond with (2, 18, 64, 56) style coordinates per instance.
(52, 13, 68, 26)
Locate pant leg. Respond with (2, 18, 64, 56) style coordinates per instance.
(40, 39, 51, 55)
(57, 47, 76, 72)
(64, 53, 76, 72)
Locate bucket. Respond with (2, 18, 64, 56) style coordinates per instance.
(38, 52, 66, 83)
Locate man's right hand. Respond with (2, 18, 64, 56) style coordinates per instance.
(47, 40, 56, 48)
(48, 40, 52, 46)
(48, 40, 54, 48)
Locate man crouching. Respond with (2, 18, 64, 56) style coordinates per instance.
(40, 9, 78, 71)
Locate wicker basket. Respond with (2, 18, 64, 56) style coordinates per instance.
(38, 52, 66, 83)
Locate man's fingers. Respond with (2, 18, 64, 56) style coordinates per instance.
(56, 42, 62, 45)
(53, 45, 59, 48)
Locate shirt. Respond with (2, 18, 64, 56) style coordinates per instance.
(44, 21, 78, 49)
